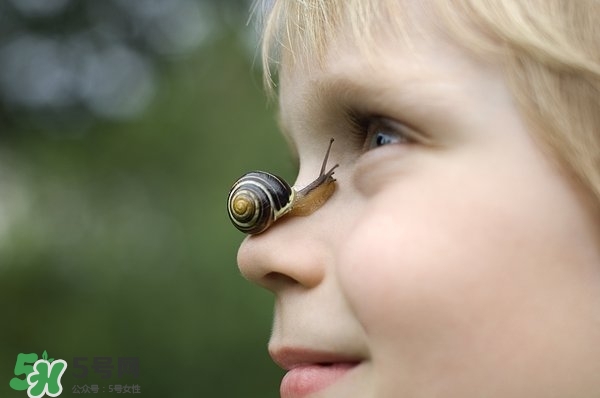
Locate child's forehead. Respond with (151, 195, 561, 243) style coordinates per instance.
(260, 0, 450, 91)
(268, 0, 498, 96)
(278, 1, 432, 65)
(276, 19, 493, 115)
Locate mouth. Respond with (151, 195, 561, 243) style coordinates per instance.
(270, 347, 363, 398)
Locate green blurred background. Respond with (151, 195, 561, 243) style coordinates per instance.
(0, 0, 295, 396)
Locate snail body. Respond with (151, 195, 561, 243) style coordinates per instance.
(227, 139, 338, 235)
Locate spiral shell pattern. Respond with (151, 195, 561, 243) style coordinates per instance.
(227, 171, 295, 235)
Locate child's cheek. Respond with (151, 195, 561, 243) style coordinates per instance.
(337, 183, 513, 345)
(336, 166, 600, 395)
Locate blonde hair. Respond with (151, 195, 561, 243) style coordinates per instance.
(253, 0, 600, 209)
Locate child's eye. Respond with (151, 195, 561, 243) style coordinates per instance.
(349, 113, 414, 152)
(365, 119, 411, 151)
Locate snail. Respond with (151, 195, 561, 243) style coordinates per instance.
(227, 138, 338, 235)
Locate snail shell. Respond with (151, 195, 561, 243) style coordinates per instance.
(227, 138, 338, 235)
(227, 171, 296, 235)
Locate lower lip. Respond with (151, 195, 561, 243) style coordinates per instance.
(280, 362, 358, 398)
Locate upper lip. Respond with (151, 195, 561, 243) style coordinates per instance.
(269, 346, 364, 370)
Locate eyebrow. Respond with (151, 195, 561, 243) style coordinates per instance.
(303, 76, 386, 111)
(278, 70, 441, 126)
(317, 72, 448, 110)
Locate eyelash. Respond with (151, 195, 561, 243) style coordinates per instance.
(347, 111, 414, 152)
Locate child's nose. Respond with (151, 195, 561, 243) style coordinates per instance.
(236, 215, 330, 292)
(235, 140, 340, 292)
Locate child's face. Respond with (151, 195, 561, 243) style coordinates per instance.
(238, 6, 600, 398)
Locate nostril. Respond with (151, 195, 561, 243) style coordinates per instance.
(263, 272, 300, 289)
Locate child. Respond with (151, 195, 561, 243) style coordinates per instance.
(233, 1, 600, 397)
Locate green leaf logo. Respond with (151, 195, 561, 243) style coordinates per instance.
(42, 350, 48, 360)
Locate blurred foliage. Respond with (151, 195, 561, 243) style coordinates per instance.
(0, 0, 295, 397)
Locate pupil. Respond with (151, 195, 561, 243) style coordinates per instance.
(376, 132, 392, 146)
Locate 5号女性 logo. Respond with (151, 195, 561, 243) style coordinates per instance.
(9, 351, 67, 398)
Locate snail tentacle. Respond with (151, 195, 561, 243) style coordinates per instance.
(297, 138, 339, 197)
